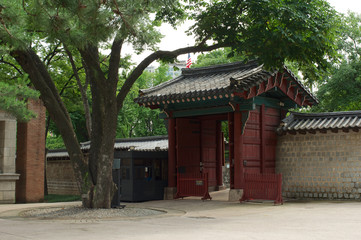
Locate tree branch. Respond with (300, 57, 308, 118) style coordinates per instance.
(111, 0, 137, 37)
(116, 43, 227, 111)
(0, 58, 23, 75)
(78, 45, 106, 86)
(64, 44, 92, 138)
(107, 35, 124, 87)
(43, 42, 61, 66)
(10, 48, 89, 196)
(22, 0, 36, 16)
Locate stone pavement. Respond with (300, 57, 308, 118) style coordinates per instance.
(0, 190, 361, 240)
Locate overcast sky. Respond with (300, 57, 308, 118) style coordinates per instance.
(126, 0, 361, 65)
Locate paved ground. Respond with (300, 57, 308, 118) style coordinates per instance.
(0, 190, 361, 240)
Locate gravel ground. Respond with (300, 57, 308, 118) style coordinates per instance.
(20, 206, 165, 220)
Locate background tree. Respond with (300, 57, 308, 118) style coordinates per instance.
(0, 0, 339, 208)
(117, 62, 170, 138)
(192, 48, 245, 68)
(313, 12, 361, 112)
(315, 60, 361, 112)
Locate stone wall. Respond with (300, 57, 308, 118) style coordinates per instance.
(46, 159, 79, 195)
(276, 130, 361, 200)
(0, 111, 19, 203)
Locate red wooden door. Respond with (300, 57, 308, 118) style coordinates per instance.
(176, 118, 201, 175)
(201, 119, 217, 187)
(262, 107, 280, 173)
(242, 106, 280, 174)
(243, 107, 262, 173)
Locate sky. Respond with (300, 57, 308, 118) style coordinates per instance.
(126, 0, 361, 66)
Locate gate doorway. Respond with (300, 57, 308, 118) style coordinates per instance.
(175, 115, 227, 193)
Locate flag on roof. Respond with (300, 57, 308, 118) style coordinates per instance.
(186, 53, 192, 68)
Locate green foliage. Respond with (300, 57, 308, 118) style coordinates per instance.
(311, 12, 361, 113)
(46, 134, 65, 150)
(0, 81, 39, 121)
(117, 63, 171, 138)
(337, 12, 361, 62)
(0, 54, 40, 121)
(193, 48, 245, 68)
(190, 0, 340, 84)
(0, 0, 177, 53)
(313, 60, 361, 112)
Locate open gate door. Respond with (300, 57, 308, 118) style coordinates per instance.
(176, 118, 212, 200)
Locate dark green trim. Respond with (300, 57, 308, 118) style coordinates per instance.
(160, 102, 256, 119)
(158, 94, 297, 119)
(159, 98, 231, 112)
(171, 106, 234, 118)
(253, 96, 282, 108)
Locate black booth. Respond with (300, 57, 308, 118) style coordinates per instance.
(112, 150, 168, 203)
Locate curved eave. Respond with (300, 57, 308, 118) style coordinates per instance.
(135, 87, 231, 108)
(283, 66, 319, 105)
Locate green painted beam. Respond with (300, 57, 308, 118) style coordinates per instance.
(160, 98, 230, 112)
(160, 102, 256, 119)
(158, 94, 297, 119)
(173, 106, 234, 118)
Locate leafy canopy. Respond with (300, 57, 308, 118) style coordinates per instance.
(1, 0, 183, 52)
(315, 60, 361, 112)
(0, 55, 39, 121)
(190, 0, 339, 72)
(0, 81, 39, 121)
(193, 48, 245, 68)
(312, 12, 361, 112)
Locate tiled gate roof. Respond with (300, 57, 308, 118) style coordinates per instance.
(135, 61, 318, 106)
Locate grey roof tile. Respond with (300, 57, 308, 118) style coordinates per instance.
(135, 61, 318, 105)
(47, 136, 169, 159)
(278, 111, 361, 134)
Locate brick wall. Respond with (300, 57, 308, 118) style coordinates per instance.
(276, 130, 361, 200)
(16, 99, 46, 203)
(46, 159, 79, 195)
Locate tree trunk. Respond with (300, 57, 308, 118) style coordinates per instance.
(11, 49, 92, 205)
(87, 81, 118, 208)
(80, 44, 119, 208)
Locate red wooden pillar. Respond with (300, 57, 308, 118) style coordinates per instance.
(260, 104, 266, 174)
(233, 111, 244, 189)
(168, 118, 176, 187)
(228, 112, 234, 189)
(216, 121, 223, 186)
